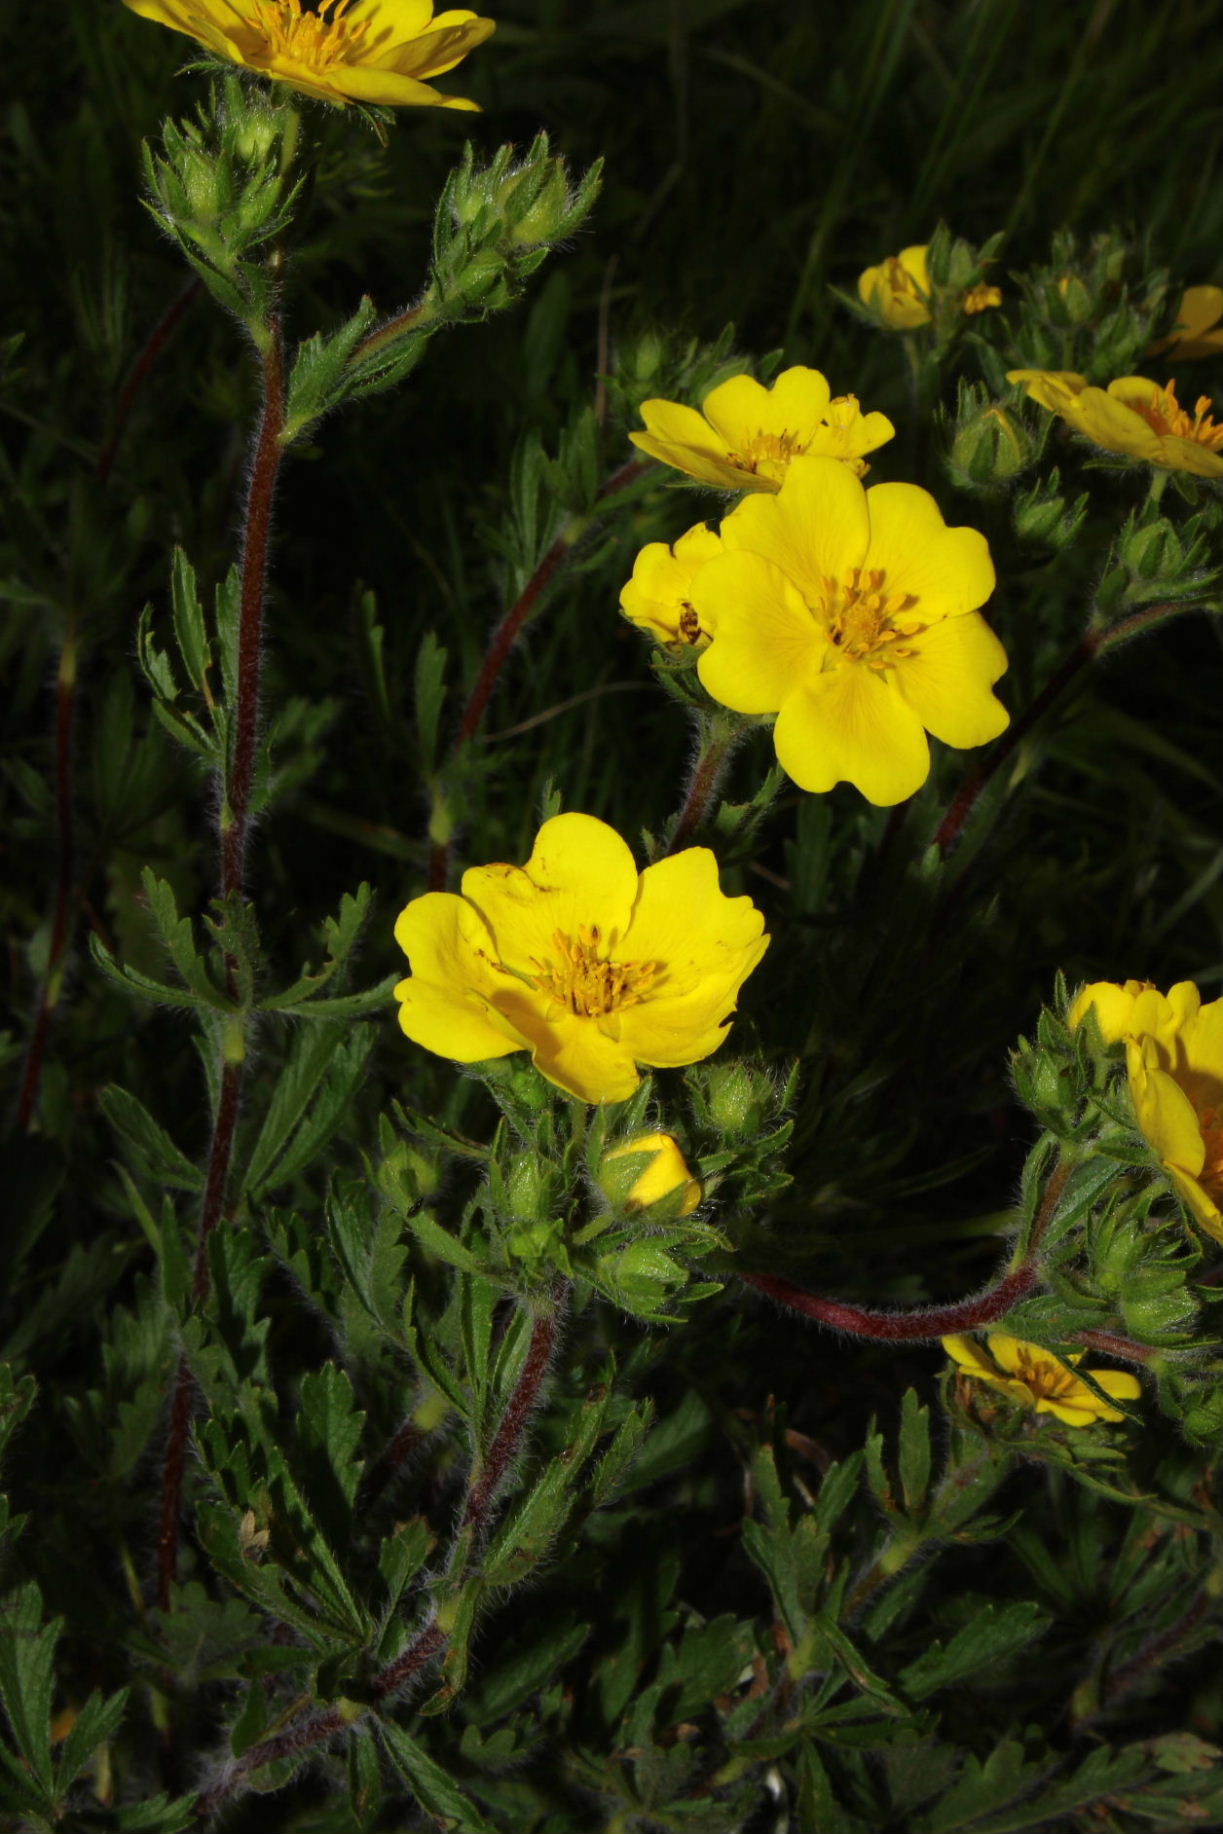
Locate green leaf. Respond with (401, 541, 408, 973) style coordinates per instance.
(296, 1363, 366, 1552)
(414, 631, 448, 775)
(245, 1025, 375, 1195)
(464, 1617, 589, 1725)
(0, 1583, 58, 1796)
(899, 1602, 1051, 1700)
(54, 1686, 129, 1798)
(99, 1085, 204, 1192)
(0, 1366, 37, 1471)
(897, 1387, 932, 1514)
(376, 1718, 497, 1834)
(90, 931, 229, 1014)
(259, 883, 376, 1012)
(282, 295, 379, 440)
(169, 547, 213, 699)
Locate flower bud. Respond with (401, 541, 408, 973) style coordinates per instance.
(181, 149, 225, 223)
(949, 404, 1032, 487)
(378, 1143, 441, 1211)
(1053, 275, 1094, 325)
(507, 1153, 556, 1223)
(1119, 515, 1181, 581)
(1011, 481, 1087, 550)
(599, 1133, 701, 1218)
(596, 1241, 687, 1314)
(699, 1062, 777, 1139)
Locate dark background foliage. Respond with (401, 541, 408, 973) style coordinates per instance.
(2, 0, 1221, 1826)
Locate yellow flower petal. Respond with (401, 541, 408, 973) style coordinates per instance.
(773, 670, 930, 805)
(461, 813, 641, 973)
(121, 0, 492, 107)
(862, 484, 996, 622)
(1166, 1166, 1223, 1242)
(941, 1334, 999, 1378)
(694, 554, 825, 714)
(1129, 1052, 1208, 1179)
(512, 1007, 641, 1105)
(1147, 284, 1223, 361)
(858, 245, 932, 329)
(602, 1133, 702, 1216)
(892, 612, 1010, 748)
(720, 454, 871, 592)
(620, 523, 722, 649)
(393, 894, 524, 1063)
(701, 368, 832, 446)
(1067, 979, 1154, 1042)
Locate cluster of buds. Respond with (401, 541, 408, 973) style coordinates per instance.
(436, 133, 603, 316)
(1094, 502, 1220, 617)
(143, 75, 301, 344)
(1008, 228, 1170, 380)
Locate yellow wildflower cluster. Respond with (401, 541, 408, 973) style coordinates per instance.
(1070, 979, 1223, 1241)
(393, 813, 768, 1104)
(943, 1333, 1141, 1427)
(122, 0, 494, 109)
(621, 366, 1009, 806)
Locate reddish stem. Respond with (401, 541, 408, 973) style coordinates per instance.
(741, 1262, 1038, 1342)
(221, 324, 286, 901)
(463, 1307, 559, 1532)
(668, 719, 738, 853)
(96, 279, 203, 487)
(1075, 1329, 1152, 1365)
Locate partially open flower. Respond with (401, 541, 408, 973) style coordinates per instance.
(630, 366, 893, 493)
(122, 0, 494, 109)
(1147, 285, 1223, 362)
(394, 813, 768, 1104)
(690, 456, 1008, 805)
(1007, 370, 1223, 478)
(942, 1333, 1141, 1426)
(858, 245, 933, 329)
(619, 523, 722, 650)
(600, 1133, 702, 1217)
(1070, 979, 1223, 1242)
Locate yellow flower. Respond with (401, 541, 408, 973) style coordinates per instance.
(1006, 369, 1223, 478)
(393, 813, 768, 1104)
(942, 1333, 1141, 1426)
(1147, 285, 1223, 362)
(962, 282, 1003, 315)
(628, 366, 894, 493)
(122, 0, 494, 109)
(619, 523, 722, 650)
(689, 456, 1008, 806)
(858, 245, 933, 330)
(601, 1133, 702, 1216)
(1070, 979, 1223, 1242)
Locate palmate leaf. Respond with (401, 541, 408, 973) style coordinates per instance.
(244, 1024, 376, 1197)
(897, 1601, 1051, 1700)
(258, 883, 376, 1013)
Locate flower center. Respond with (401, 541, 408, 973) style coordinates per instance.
(1012, 1350, 1077, 1402)
(1130, 380, 1223, 451)
(821, 567, 921, 669)
(251, 0, 369, 67)
(724, 428, 808, 483)
(531, 925, 660, 1018)
(677, 601, 705, 645)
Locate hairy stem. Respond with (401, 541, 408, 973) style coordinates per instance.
(463, 1303, 561, 1535)
(668, 713, 740, 853)
(741, 1262, 1038, 1341)
(220, 320, 287, 901)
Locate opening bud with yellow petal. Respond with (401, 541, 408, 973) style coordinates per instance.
(943, 1333, 1141, 1427)
(599, 1133, 702, 1220)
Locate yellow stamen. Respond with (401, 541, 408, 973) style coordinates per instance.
(1010, 1349, 1078, 1404)
(820, 568, 921, 670)
(724, 427, 808, 483)
(1129, 380, 1223, 452)
(677, 601, 705, 645)
(531, 925, 660, 1019)
(250, 0, 371, 67)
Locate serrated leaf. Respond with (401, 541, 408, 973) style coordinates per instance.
(99, 1085, 203, 1191)
(259, 883, 376, 1012)
(90, 931, 229, 1013)
(898, 1388, 932, 1514)
(376, 1718, 497, 1833)
(0, 1367, 37, 1470)
(169, 547, 213, 699)
(464, 1618, 589, 1726)
(54, 1686, 129, 1798)
(899, 1602, 1051, 1701)
(296, 1363, 366, 1551)
(245, 1025, 375, 1195)
(0, 1583, 58, 1795)
(415, 632, 448, 775)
